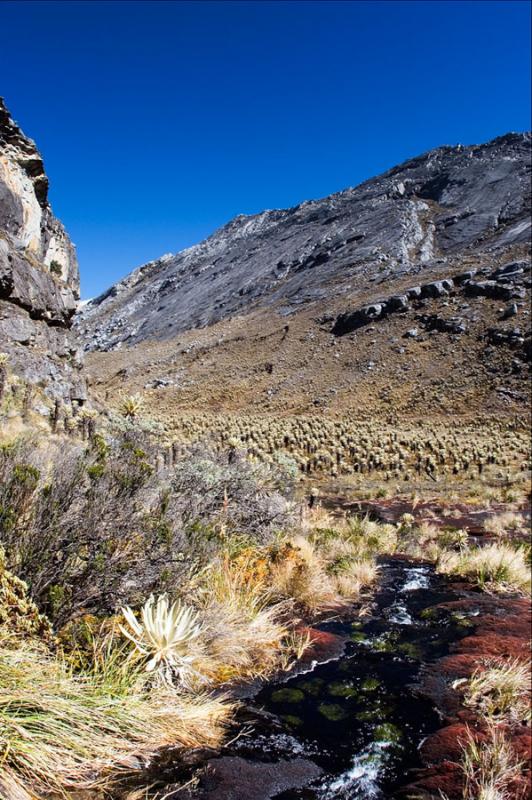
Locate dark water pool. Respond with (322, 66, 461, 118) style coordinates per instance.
(226, 558, 469, 799)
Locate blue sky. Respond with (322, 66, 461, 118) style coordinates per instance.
(1, 0, 530, 298)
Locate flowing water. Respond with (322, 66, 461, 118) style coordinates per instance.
(222, 557, 470, 799)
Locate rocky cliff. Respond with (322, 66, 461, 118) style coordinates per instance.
(0, 98, 86, 401)
(76, 132, 531, 352)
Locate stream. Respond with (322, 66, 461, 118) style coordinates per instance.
(192, 557, 470, 800)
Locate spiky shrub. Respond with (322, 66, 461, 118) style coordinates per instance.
(120, 394, 144, 420)
(120, 594, 203, 688)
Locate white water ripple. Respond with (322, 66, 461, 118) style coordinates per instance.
(320, 740, 393, 799)
(400, 566, 430, 593)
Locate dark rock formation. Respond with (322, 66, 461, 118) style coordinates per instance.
(421, 314, 467, 335)
(331, 259, 531, 336)
(75, 132, 531, 351)
(0, 98, 85, 400)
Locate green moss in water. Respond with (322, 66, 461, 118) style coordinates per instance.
(355, 709, 378, 722)
(337, 660, 352, 673)
(350, 631, 368, 643)
(328, 681, 358, 698)
(294, 678, 324, 697)
(271, 688, 305, 703)
(318, 703, 349, 722)
(450, 612, 475, 629)
(281, 714, 303, 728)
(419, 606, 438, 620)
(374, 722, 403, 744)
(371, 632, 399, 652)
(361, 677, 381, 692)
(397, 642, 423, 660)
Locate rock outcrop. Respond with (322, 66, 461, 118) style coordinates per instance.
(0, 98, 85, 401)
(76, 131, 531, 352)
(331, 261, 531, 337)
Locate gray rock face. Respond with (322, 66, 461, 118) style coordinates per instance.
(75, 132, 531, 351)
(0, 98, 85, 399)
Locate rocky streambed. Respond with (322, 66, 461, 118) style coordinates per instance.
(152, 557, 491, 799)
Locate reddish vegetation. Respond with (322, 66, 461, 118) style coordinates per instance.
(403, 594, 532, 799)
(296, 626, 347, 665)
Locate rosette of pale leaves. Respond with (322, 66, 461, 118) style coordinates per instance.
(120, 594, 203, 688)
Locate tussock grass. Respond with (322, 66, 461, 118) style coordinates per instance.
(191, 553, 292, 683)
(460, 725, 526, 800)
(463, 658, 531, 725)
(269, 524, 379, 612)
(0, 633, 230, 798)
(437, 543, 531, 595)
(483, 512, 528, 536)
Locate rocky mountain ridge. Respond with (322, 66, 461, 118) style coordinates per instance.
(76, 132, 531, 353)
(0, 98, 86, 401)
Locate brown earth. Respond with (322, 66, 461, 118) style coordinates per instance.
(84, 249, 531, 424)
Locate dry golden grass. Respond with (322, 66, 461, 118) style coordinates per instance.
(0, 633, 230, 799)
(463, 658, 531, 726)
(460, 725, 526, 800)
(189, 553, 292, 684)
(437, 543, 531, 595)
(269, 524, 380, 612)
(483, 512, 528, 537)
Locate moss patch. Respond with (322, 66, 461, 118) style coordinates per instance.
(318, 703, 349, 721)
(271, 688, 305, 704)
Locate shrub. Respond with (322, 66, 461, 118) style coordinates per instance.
(49, 260, 62, 276)
(0, 435, 293, 623)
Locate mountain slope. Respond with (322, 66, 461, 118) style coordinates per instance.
(76, 133, 530, 352)
(76, 133, 531, 422)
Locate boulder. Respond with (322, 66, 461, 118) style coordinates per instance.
(453, 269, 477, 284)
(331, 303, 384, 335)
(492, 260, 530, 277)
(420, 280, 453, 299)
(386, 294, 410, 313)
(422, 315, 467, 334)
(464, 280, 520, 301)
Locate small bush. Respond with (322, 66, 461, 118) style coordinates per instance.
(49, 260, 63, 276)
(0, 435, 293, 623)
